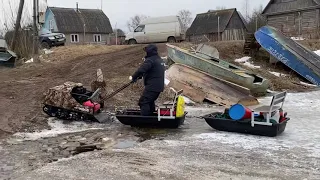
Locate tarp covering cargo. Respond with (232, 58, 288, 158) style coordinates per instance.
(166, 63, 259, 107)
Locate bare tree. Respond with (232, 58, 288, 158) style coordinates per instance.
(178, 9, 192, 32)
(113, 29, 125, 36)
(11, 0, 25, 51)
(242, 0, 251, 21)
(126, 15, 148, 31)
(246, 4, 266, 32)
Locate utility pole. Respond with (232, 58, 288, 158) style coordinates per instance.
(115, 23, 118, 45)
(11, 0, 25, 52)
(256, 15, 258, 31)
(33, 0, 39, 62)
(218, 16, 220, 41)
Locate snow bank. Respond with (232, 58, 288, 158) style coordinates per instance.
(43, 48, 53, 54)
(291, 37, 305, 41)
(25, 58, 33, 63)
(234, 57, 260, 69)
(235, 56, 251, 63)
(300, 81, 317, 87)
(269, 71, 287, 77)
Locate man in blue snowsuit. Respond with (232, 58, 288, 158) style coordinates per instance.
(130, 44, 165, 116)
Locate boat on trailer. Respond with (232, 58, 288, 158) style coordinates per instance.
(166, 44, 269, 95)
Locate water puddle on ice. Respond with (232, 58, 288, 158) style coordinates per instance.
(12, 118, 105, 141)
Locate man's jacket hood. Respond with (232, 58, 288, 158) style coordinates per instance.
(144, 44, 158, 58)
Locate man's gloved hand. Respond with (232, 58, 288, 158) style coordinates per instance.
(129, 76, 137, 83)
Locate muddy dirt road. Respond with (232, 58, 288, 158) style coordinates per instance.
(0, 44, 170, 137)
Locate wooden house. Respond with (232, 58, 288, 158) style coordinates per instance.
(42, 6, 113, 45)
(262, 0, 320, 39)
(186, 8, 248, 42)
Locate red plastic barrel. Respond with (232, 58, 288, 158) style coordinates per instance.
(228, 104, 252, 121)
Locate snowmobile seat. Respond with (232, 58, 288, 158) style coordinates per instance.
(71, 86, 94, 104)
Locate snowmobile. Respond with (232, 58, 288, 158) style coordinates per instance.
(42, 81, 112, 122)
(42, 81, 187, 128)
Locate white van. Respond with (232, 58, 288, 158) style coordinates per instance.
(125, 16, 185, 44)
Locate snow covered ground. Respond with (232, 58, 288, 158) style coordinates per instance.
(11, 90, 320, 179)
(234, 57, 261, 69)
(269, 71, 287, 77)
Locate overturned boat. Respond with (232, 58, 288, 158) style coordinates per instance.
(0, 39, 17, 68)
(166, 44, 269, 95)
(255, 26, 320, 86)
(166, 63, 259, 107)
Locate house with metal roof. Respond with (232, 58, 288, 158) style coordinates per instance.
(262, 0, 320, 39)
(186, 8, 248, 42)
(41, 5, 113, 45)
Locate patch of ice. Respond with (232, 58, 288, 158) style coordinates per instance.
(25, 58, 33, 63)
(243, 62, 260, 69)
(190, 91, 320, 158)
(193, 132, 289, 151)
(291, 37, 305, 41)
(269, 71, 287, 77)
(182, 96, 195, 104)
(235, 57, 260, 69)
(300, 81, 317, 87)
(165, 79, 170, 86)
(13, 118, 104, 141)
(43, 48, 53, 54)
(164, 71, 170, 85)
(314, 50, 320, 56)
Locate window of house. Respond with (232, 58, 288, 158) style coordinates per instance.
(134, 25, 145, 32)
(71, 34, 79, 43)
(49, 20, 54, 32)
(93, 34, 102, 42)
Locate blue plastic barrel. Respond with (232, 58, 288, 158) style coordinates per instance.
(229, 104, 251, 121)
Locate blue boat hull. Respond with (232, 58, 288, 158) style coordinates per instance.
(255, 26, 320, 86)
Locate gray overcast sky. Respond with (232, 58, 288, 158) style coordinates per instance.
(0, 0, 269, 33)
